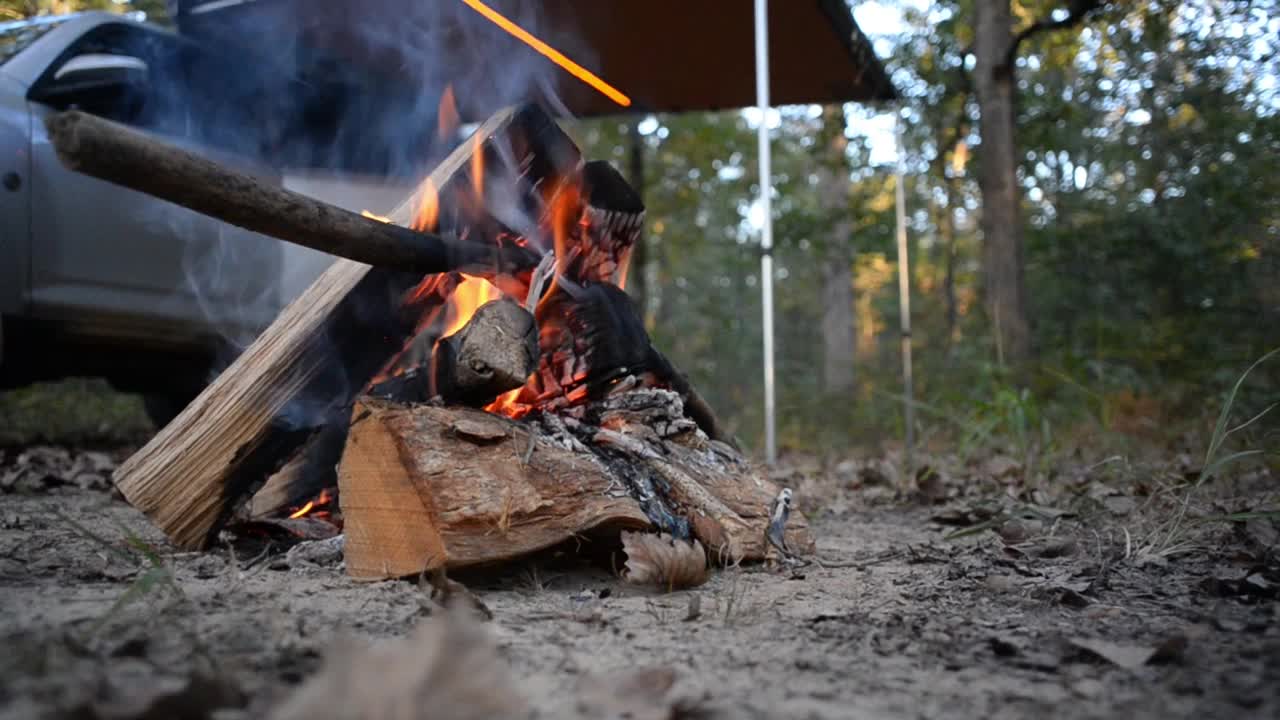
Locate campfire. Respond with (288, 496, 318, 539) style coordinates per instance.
(45, 103, 814, 580)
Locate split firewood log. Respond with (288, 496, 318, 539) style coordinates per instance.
(338, 393, 813, 580)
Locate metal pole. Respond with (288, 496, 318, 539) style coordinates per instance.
(753, 0, 777, 464)
(894, 114, 914, 471)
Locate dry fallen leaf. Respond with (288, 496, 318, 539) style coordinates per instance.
(622, 532, 709, 590)
(1069, 638, 1158, 670)
(574, 666, 714, 720)
(270, 609, 523, 720)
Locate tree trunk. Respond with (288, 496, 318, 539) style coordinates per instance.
(821, 258, 856, 394)
(817, 106, 857, 395)
(974, 0, 1033, 367)
(940, 179, 960, 356)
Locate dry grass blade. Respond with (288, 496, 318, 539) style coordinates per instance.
(622, 531, 709, 590)
(269, 610, 523, 720)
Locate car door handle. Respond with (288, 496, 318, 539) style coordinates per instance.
(2, 172, 19, 191)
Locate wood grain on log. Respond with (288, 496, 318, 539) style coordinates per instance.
(341, 399, 651, 580)
(338, 393, 814, 579)
(114, 106, 581, 549)
(44, 111, 540, 276)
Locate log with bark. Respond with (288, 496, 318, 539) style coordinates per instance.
(44, 111, 541, 276)
(340, 391, 814, 580)
(113, 105, 582, 549)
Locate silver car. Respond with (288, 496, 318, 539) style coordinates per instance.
(0, 12, 302, 419)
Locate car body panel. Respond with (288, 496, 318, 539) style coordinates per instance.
(0, 12, 292, 355)
(0, 73, 30, 317)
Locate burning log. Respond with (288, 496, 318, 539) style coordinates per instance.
(369, 298, 538, 406)
(339, 393, 814, 580)
(44, 111, 541, 277)
(114, 105, 582, 549)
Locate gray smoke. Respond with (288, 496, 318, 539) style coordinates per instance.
(158, 0, 591, 420)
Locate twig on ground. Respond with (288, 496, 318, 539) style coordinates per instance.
(422, 568, 494, 621)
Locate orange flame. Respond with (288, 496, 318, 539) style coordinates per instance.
(441, 274, 502, 338)
(361, 210, 392, 223)
(470, 132, 485, 202)
(413, 178, 440, 232)
(288, 488, 334, 519)
(459, 0, 631, 108)
(485, 387, 528, 417)
(438, 84, 460, 140)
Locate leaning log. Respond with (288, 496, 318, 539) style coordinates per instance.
(114, 105, 581, 549)
(339, 392, 814, 580)
(44, 111, 540, 276)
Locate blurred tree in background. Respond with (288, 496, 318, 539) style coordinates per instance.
(3, 0, 1273, 458)
(0, 1, 167, 23)
(577, 0, 1279, 457)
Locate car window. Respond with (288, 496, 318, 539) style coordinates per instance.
(29, 23, 162, 126)
(34, 22, 272, 161)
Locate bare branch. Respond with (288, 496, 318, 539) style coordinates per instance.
(1003, 0, 1107, 73)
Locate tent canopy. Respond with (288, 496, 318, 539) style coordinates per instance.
(175, 0, 893, 122)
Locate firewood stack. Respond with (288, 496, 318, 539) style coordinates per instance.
(47, 105, 814, 580)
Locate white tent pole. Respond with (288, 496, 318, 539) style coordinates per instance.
(754, 0, 777, 465)
(894, 114, 914, 471)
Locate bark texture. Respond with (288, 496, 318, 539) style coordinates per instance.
(339, 394, 814, 580)
(974, 0, 1033, 366)
(816, 106, 857, 394)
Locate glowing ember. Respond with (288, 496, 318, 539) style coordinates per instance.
(459, 0, 631, 108)
(288, 488, 335, 519)
(361, 210, 391, 223)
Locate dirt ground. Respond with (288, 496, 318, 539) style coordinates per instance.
(1, 445, 1277, 719)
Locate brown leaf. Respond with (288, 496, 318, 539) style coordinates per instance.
(575, 666, 713, 720)
(622, 532, 709, 590)
(270, 610, 523, 720)
(1069, 638, 1158, 670)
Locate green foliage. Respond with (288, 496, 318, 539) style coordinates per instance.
(0, 1, 168, 23)
(570, 0, 1280, 455)
(0, 378, 154, 447)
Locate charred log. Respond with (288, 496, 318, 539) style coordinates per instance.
(525, 280, 736, 446)
(369, 299, 538, 407)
